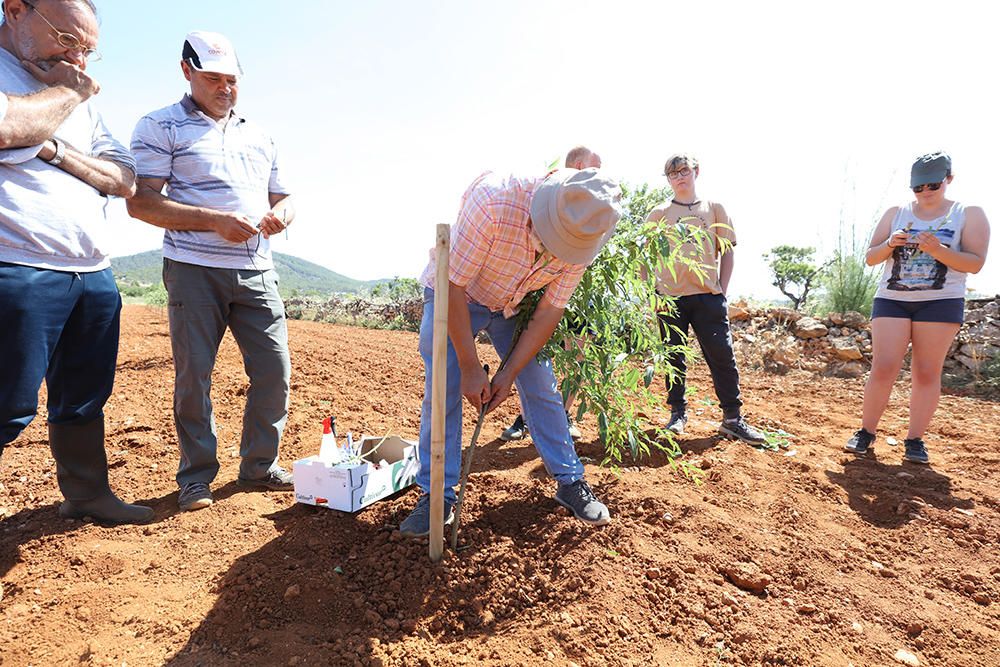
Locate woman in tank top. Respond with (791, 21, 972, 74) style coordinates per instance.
(845, 152, 990, 464)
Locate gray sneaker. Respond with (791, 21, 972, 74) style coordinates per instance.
(398, 493, 454, 538)
(179, 482, 213, 512)
(555, 479, 611, 526)
(718, 417, 767, 445)
(666, 411, 687, 435)
(500, 414, 528, 441)
(237, 466, 294, 491)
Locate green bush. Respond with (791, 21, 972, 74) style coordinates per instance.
(818, 252, 879, 316)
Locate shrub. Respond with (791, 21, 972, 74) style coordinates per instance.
(517, 182, 710, 468)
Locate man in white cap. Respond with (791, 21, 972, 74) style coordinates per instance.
(127, 31, 296, 512)
(0, 0, 153, 525)
(400, 168, 621, 537)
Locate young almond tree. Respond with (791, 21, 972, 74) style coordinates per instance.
(515, 183, 714, 467)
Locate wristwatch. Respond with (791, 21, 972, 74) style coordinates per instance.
(44, 137, 66, 166)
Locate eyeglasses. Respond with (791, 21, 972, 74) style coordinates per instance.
(23, 0, 101, 62)
(666, 167, 692, 181)
(912, 182, 943, 193)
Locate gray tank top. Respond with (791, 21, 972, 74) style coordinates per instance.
(875, 201, 967, 301)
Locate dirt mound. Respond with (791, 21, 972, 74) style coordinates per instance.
(1, 306, 998, 666)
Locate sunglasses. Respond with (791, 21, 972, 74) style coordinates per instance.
(23, 0, 101, 62)
(912, 182, 943, 193)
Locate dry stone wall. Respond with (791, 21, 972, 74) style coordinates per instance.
(727, 296, 1000, 381)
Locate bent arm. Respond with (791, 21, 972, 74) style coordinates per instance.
(927, 206, 991, 274)
(36, 138, 135, 198)
(865, 208, 898, 266)
(0, 87, 85, 149)
(127, 177, 223, 231)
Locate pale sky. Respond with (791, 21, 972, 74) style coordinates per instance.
(86, 0, 997, 299)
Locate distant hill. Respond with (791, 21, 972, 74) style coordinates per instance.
(112, 249, 384, 296)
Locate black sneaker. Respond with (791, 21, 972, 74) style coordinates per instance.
(845, 428, 876, 455)
(398, 493, 454, 538)
(718, 417, 767, 445)
(179, 482, 213, 512)
(903, 438, 929, 464)
(237, 466, 294, 491)
(500, 414, 528, 441)
(554, 479, 611, 526)
(666, 411, 687, 435)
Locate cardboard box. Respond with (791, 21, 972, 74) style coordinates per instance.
(293, 435, 419, 512)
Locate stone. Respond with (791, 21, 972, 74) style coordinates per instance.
(960, 343, 999, 360)
(956, 354, 983, 371)
(851, 621, 864, 634)
(829, 312, 845, 326)
(721, 562, 771, 594)
(728, 304, 751, 321)
(965, 322, 1000, 345)
(906, 621, 924, 636)
(770, 307, 802, 323)
(283, 584, 301, 602)
(793, 317, 828, 339)
(893, 648, 920, 666)
(832, 337, 864, 361)
(646, 567, 663, 580)
(796, 603, 818, 614)
(830, 361, 866, 378)
(842, 311, 868, 328)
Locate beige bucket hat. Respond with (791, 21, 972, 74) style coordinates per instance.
(529, 168, 621, 265)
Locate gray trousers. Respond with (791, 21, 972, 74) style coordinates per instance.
(163, 258, 291, 487)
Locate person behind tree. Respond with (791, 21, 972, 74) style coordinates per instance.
(500, 145, 602, 443)
(647, 153, 766, 445)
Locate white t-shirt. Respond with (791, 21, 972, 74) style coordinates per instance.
(875, 201, 968, 301)
(0, 48, 136, 272)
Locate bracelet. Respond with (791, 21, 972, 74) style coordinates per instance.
(45, 137, 66, 166)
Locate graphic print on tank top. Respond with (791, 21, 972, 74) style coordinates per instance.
(887, 225, 954, 291)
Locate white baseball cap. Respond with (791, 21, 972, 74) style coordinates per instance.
(182, 30, 243, 77)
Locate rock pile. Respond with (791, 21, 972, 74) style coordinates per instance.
(728, 295, 1000, 381)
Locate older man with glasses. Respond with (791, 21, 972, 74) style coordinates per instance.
(0, 0, 153, 525)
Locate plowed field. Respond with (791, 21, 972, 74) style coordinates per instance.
(1, 306, 998, 667)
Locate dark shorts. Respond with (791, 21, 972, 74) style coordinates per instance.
(871, 297, 964, 324)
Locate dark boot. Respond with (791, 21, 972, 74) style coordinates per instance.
(49, 418, 154, 526)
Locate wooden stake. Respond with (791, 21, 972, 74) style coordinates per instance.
(429, 224, 450, 562)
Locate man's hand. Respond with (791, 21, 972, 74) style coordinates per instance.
(21, 60, 100, 100)
(257, 210, 288, 239)
(213, 212, 259, 243)
(460, 362, 491, 411)
(485, 367, 515, 414)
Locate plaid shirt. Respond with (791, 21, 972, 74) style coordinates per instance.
(419, 172, 586, 318)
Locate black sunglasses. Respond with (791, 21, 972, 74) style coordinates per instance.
(912, 182, 943, 193)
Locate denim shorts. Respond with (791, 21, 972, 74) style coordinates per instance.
(871, 297, 965, 323)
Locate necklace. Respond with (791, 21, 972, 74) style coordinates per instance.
(672, 199, 701, 210)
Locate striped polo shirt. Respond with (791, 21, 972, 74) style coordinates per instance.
(130, 95, 290, 270)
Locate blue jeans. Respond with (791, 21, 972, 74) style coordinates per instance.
(417, 289, 583, 504)
(0, 262, 120, 452)
(163, 259, 290, 487)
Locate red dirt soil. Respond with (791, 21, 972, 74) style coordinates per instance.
(1, 305, 998, 667)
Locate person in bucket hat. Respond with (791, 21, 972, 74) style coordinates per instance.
(501, 145, 603, 443)
(400, 167, 621, 537)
